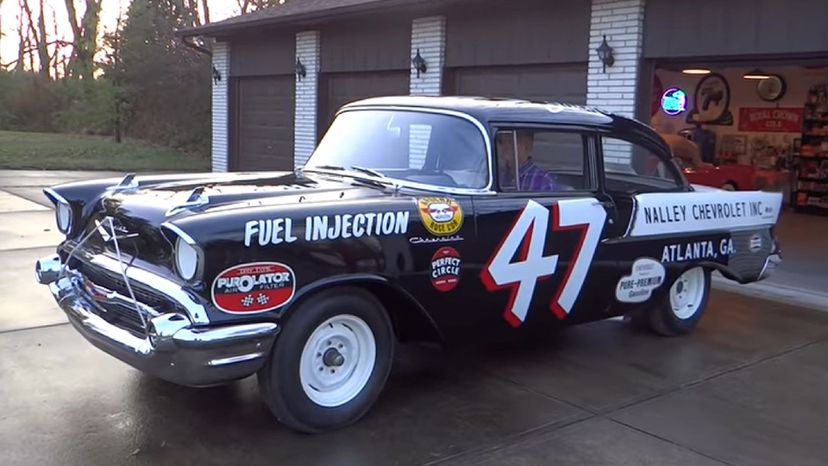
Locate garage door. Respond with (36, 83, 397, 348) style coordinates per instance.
(446, 64, 587, 105)
(319, 71, 409, 135)
(232, 75, 295, 171)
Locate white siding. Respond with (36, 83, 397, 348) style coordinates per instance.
(211, 41, 230, 172)
(294, 31, 320, 168)
(410, 16, 446, 96)
(587, 0, 645, 167)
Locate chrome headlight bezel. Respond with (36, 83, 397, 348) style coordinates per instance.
(44, 188, 73, 234)
(55, 201, 72, 233)
(164, 223, 204, 283)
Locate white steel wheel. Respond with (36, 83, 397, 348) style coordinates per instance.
(299, 314, 377, 408)
(669, 267, 707, 320)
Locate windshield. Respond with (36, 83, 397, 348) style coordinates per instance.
(306, 109, 489, 190)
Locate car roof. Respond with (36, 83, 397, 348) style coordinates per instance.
(342, 96, 670, 153)
(343, 95, 619, 126)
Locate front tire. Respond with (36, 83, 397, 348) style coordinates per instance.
(257, 288, 394, 433)
(647, 267, 711, 336)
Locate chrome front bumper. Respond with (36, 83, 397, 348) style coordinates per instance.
(36, 254, 280, 387)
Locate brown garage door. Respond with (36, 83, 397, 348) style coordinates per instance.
(231, 75, 295, 171)
(446, 64, 587, 105)
(319, 71, 409, 136)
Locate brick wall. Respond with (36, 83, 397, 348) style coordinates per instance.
(410, 16, 446, 96)
(587, 0, 645, 165)
(294, 31, 321, 168)
(211, 41, 230, 172)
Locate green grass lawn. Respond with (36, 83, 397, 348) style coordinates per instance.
(0, 130, 211, 171)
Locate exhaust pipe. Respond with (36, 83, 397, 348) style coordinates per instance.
(35, 254, 63, 285)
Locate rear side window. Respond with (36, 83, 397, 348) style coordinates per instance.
(495, 129, 588, 192)
(602, 137, 683, 191)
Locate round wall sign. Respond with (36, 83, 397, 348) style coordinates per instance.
(687, 73, 733, 125)
(661, 88, 687, 115)
(757, 75, 786, 102)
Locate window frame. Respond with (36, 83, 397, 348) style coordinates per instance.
(596, 129, 690, 193)
(490, 123, 601, 197)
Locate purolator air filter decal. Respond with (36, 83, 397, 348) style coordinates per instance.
(212, 262, 295, 313)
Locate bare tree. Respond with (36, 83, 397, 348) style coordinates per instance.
(64, 0, 102, 81)
(20, 0, 51, 78)
(238, 0, 285, 14)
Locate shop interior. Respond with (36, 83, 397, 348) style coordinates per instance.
(650, 59, 828, 215)
(649, 58, 828, 292)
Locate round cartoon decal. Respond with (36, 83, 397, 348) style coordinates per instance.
(431, 247, 461, 292)
(417, 197, 463, 236)
(212, 262, 295, 314)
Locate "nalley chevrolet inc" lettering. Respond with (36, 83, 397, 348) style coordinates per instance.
(244, 211, 410, 247)
(644, 200, 765, 224)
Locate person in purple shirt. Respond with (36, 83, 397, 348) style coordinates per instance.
(496, 130, 559, 191)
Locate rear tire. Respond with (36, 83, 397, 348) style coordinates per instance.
(257, 287, 394, 433)
(647, 267, 711, 336)
(722, 181, 737, 191)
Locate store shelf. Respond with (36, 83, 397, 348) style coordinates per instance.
(805, 117, 828, 123)
(794, 155, 828, 161)
(798, 178, 828, 183)
(795, 189, 828, 196)
(802, 133, 828, 138)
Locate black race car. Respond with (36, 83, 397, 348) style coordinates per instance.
(36, 97, 782, 433)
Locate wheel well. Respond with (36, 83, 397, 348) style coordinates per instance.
(723, 180, 738, 189)
(286, 280, 443, 344)
(360, 282, 443, 344)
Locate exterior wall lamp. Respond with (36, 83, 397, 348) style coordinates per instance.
(211, 65, 222, 85)
(596, 35, 615, 73)
(295, 58, 307, 81)
(412, 49, 427, 78)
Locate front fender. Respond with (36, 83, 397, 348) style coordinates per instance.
(283, 274, 443, 344)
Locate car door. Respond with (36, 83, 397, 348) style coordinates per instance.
(597, 132, 694, 308)
(467, 126, 616, 332)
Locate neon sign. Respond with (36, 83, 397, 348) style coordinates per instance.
(661, 88, 687, 116)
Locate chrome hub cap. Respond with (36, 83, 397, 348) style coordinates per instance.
(670, 267, 705, 320)
(299, 315, 376, 407)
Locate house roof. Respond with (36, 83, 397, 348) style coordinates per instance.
(179, 0, 437, 37)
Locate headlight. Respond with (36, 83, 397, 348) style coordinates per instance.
(55, 202, 72, 233)
(175, 237, 200, 281)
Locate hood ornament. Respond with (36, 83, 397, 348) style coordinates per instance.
(166, 186, 210, 217)
(109, 173, 139, 193)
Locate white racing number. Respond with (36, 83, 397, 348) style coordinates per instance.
(481, 199, 607, 327)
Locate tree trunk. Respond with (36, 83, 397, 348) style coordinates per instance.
(64, 0, 100, 81)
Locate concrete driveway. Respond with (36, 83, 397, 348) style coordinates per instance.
(1, 170, 828, 466)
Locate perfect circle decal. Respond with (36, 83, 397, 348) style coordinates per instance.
(431, 247, 461, 292)
(212, 262, 295, 314)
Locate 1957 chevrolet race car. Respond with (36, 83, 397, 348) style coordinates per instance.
(35, 97, 783, 433)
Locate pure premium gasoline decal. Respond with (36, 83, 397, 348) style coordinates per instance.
(431, 247, 461, 292)
(212, 262, 295, 314)
(417, 197, 463, 236)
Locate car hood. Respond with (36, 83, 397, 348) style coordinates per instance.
(100, 171, 394, 227)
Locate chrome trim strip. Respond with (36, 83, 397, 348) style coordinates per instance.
(43, 187, 69, 206)
(162, 222, 197, 245)
(307, 106, 497, 196)
(208, 353, 267, 367)
(173, 322, 279, 347)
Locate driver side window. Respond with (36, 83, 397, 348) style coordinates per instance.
(495, 129, 588, 193)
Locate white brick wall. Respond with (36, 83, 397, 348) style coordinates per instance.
(294, 31, 320, 168)
(211, 41, 230, 172)
(410, 16, 446, 96)
(588, 0, 645, 166)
